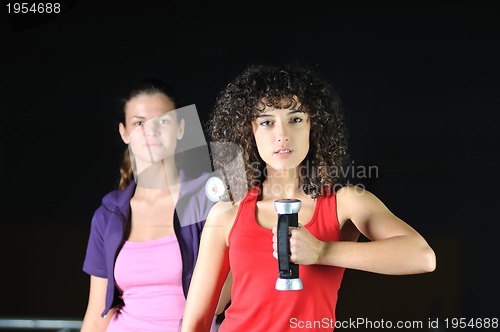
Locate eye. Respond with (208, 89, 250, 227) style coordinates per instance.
(290, 117, 303, 123)
(158, 116, 173, 125)
(133, 121, 144, 126)
(259, 120, 273, 127)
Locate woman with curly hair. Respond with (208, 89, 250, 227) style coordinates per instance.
(181, 64, 436, 331)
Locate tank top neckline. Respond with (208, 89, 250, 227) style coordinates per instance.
(123, 233, 177, 248)
(244, 186, 321, 232)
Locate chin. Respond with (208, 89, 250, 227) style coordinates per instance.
(268, 164, 299, 173)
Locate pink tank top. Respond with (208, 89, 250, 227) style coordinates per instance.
(106, 235, 216, 332)
(219, 187, 345, 331)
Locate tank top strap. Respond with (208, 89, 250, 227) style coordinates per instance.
(228, 186, 261, 247)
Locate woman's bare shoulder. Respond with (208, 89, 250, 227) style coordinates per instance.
(336, 184, 379, 206)
(335, 184, 384, 222)
(206, 199, 241, 226)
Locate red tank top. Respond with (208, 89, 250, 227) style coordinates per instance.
(219, 187, 345, 332)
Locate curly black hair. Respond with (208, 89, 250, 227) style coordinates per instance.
(208, 64, 349, 200)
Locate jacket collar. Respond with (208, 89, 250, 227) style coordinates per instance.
(100, 169, 194, 215)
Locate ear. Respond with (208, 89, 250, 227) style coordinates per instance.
(177, 118, 185, 140)
(119, 122, 129, 144)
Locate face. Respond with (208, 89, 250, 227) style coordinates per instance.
(119, 93, 184, 165)
(251, 101, 310, 173)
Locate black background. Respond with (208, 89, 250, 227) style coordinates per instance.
(1, 0, 499, 329)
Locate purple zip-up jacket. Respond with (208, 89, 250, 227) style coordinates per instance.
(82, 170, 214, 317)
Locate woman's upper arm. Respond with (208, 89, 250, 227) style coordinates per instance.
(182, 201, 236, 331)
(81, 275, 114, 332)
(337, 185, 421, 240)
(216, 270, 232, 315)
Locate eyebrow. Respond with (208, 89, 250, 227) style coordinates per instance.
(129, 113, 174, 121)
(127, 116, 147, 123)
(158, 112, 175, 118)
(256, 109, 305, 118)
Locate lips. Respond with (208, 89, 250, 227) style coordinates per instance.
(144, 142, 161, 147)
(274, 148, 292, 154)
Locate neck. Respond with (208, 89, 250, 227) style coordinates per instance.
(136, 158, 180, 190)
(262, 167, 303, 199)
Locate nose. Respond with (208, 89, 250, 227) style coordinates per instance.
(142, 120, 159, 137)
(275, 121, 289, 142)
